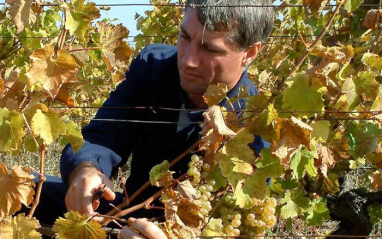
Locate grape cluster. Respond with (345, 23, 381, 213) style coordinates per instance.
(187, 155, 214, 217)
(219, 194, 278, 237)
(186, 154, 278, 237)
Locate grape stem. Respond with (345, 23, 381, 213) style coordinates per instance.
(28, 143, 47, 217)
(103, 140, 200, 221)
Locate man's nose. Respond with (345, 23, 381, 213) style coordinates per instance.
(181, 44, 200, 68)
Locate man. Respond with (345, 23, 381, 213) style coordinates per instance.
(35, 0, 274, 238)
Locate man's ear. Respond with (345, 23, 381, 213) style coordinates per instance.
(242, 42, 262, 67)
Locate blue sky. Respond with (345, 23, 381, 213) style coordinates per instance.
(92, 0, 152, 38)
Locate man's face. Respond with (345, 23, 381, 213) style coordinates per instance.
(177, 8, 251, 105)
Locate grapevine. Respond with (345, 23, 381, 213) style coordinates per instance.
(0, 0, 382, 238)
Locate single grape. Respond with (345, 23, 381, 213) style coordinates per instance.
(247, 213, 255, 221)
(208, 179, 216, 186)
(231, 218, 241, 228)
(191, 154, 199, 162)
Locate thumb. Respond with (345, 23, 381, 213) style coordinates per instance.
(103, 186, 116, 201)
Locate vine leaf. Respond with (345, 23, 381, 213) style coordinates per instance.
(272, 117, 312, 165)
(31, 109, 66, 144)
(369, 171, 382, 190)
(201, 106, 236, 153)
(0, 164, 35, 217)
(344, 0, 364, 13)
(65, 0, 100, 38)
(355, 71, 379, 102)
(149, 160, 174, 187)
(0, 109, 25, 151)
(282, 74, 325, 117)
(98, 22, 133, 71)
(363, 9, 382, 29)
(316, 145, 336, 177)
(303, 0, 328, 16)
(310, 120, 330, 141)
(0, 214, 42, 239)
(6, 0, 38, 34)
(280, 190, 310, 219)
(62, 121, 84, 153)
(27, 45, 78, 98)
(361, 52, 382, 70)
(203, 83, 229, 107)
(202, 106, 237, 136)
(200, 218, 224, 236)
(176, 180, 198, 201)
(53, 211, 106, 239)
(305, 200, 330, 226)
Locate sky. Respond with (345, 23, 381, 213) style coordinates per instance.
(92, 0, 153, 38)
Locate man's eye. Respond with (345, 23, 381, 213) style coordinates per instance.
(180, 33, 190, 40)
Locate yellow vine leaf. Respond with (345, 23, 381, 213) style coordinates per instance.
(53, 211, 106, 239)
(6, 0, 38, 34)
(30, 109, 66, 144)
(65, 0, 100, 38)
(27, 45, 78, 98)
(98, 22, 133, 71)
(361, 52, 382, 70)
(0, 214, 42, 239)
(369, 171, 382, 190)
(0, 217, 13, 238)
(0, 164, 35, 217)
(203, 83, 229, 107)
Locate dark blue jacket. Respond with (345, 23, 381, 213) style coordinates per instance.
(60, 44, 269, 216)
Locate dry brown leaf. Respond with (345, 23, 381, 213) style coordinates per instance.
(203, 83, 229, 107)
(27, 45, 78, 98)
(303, 0, 328, 15)
(98, 23, 133, 71)
(177, 198, 203, 228)
(363, 9, 382, 30)
(369, 171, 382, 190)
(53, 211, 106, 239)
(55, 83, 74, 108)
(175, 180, 198, 201)
(0, 163, 35, 217)
(0, 71, 27, 109)
(272, 117, 312, 165)
(316, 145, 336, 177)
(6, 0, 37, 33)
(202, 106, 237, 136)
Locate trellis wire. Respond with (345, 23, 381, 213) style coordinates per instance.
(1, 2, 382, 7)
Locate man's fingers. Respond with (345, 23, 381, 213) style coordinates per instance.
(118, 226, 146, 239)
(103, 187, 116, 201)
(132, 219, 167, 239)
(82, 194, 95, 215)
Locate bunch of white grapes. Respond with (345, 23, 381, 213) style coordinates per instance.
(219, 194, 278, 237)
(186, 154, 278, 237)
(187, 154, 215, 217)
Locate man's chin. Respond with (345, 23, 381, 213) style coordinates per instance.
(180, 80, 206, 96)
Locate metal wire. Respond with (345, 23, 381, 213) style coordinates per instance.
(0, 2, 381, 7)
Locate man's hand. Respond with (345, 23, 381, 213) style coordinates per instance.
(65, 163, 115, 215)
(118, 218, 167, 239)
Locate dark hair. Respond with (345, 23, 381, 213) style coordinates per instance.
(185, 0, 274, 50)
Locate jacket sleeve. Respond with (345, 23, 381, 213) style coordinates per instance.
(60, 46, 154, 187)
